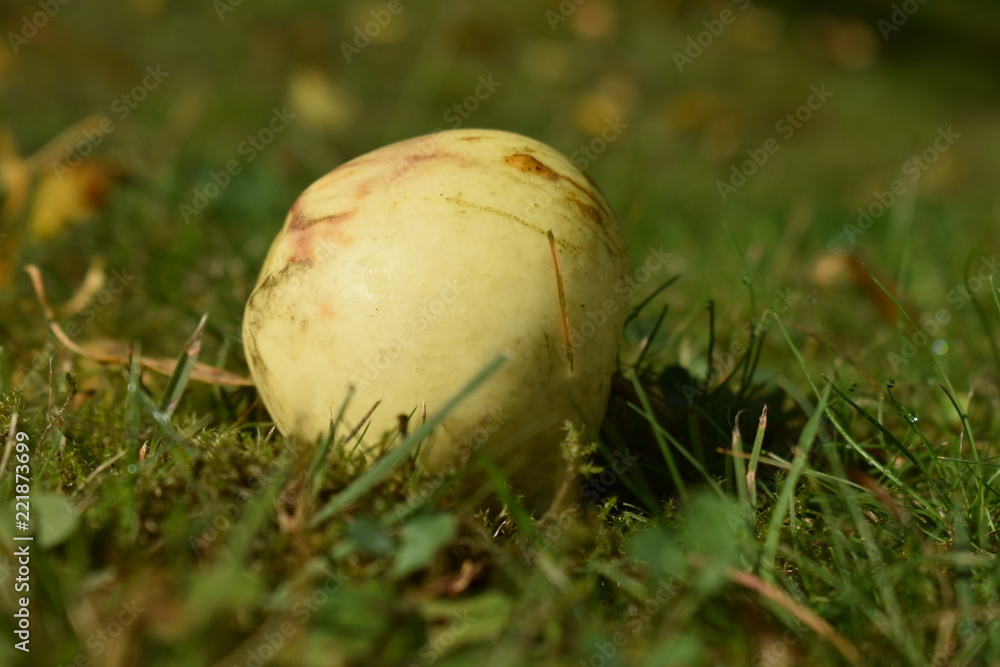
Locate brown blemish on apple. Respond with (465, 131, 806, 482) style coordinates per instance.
(351, 151, 470, 197)
(316, 211, 355, 226)
(504, 153, 560, 181)
(503, 153, 614, 226)
(560, 176, 614, 223)
(289, 203, 356, 232)
(567, 195, 604, 227)
(406, 152, 445, 163)
(361, 151, 473, 194)
(401, 151, 471, 170)
(247, 340, 270, 387)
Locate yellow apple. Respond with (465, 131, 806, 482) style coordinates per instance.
(243, 129, 630, 509)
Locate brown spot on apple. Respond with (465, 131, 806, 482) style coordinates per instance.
(289, 219, 353, 265)
(567, 195, 604, 227)
(504, 153, 559, 181)
(290, 208, 356, 232)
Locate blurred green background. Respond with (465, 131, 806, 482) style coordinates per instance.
(4, 2, 1000, 666)
(3, 0, 999, 374)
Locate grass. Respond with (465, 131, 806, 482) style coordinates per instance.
(2, 2, 1000, 665)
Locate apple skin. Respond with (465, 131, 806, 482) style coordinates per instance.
(243, 129, 630, 509)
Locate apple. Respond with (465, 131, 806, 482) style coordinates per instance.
(243, 128, 630, 510)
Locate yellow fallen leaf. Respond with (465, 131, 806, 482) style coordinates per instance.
(27, 160, 110, 240)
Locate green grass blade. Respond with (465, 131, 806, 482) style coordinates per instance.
(938, 383, 977, 457)
(969, 272, 1000, 380)
(761, 381, 830, 575)
(772, 318, 932, 509)
(307, 385, 355, 499)
(633, 302, 668, 370)
(309, 353, 508, 526)
(159, 313, 208, 419)
(747, 406, 767, 509)
(623, 274, 680, 328)
(626, 394, 725, 499)
(626, 368, 687, 502)
(827, 380, 946, 504)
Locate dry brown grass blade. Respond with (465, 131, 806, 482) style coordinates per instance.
(25, 264, 253, 387)
(846, 469, 912, 528)
(58, 255, 106, 317)
(725, 565, 861, 665)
